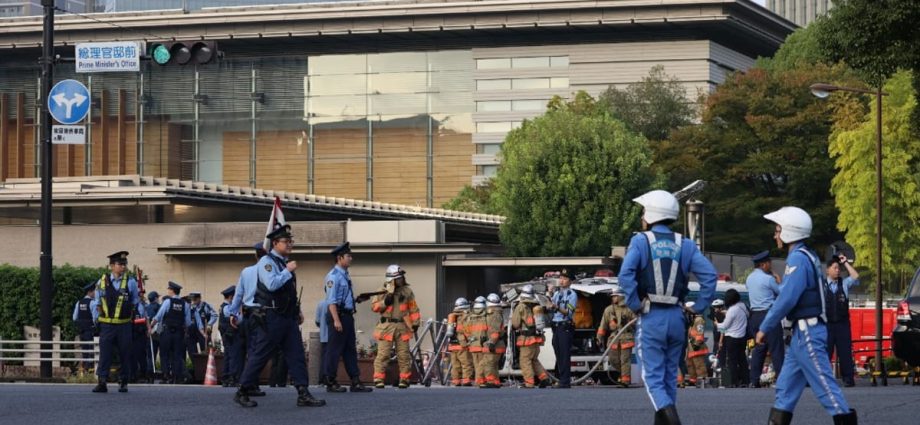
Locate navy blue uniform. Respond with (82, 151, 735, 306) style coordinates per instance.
(323, 265, 361, 381)
(154, 297, 192, 383)
(72, 296, 97, 370)
(825, 275, 858, 386)
(130, 304, 150, 381)
(95, 273, 143, 382)
(550, 287, 577, 387)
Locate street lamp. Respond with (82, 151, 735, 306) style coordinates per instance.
(810, 82, 888, 386)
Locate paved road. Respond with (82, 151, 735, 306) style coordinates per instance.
(1, 382, 917, 424)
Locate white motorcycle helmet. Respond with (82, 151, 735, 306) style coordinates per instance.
(711, 299, 725, 307)
(486, 293, 502, 307)
(764, 206, 812, 243)
(632, 190, 680, 224)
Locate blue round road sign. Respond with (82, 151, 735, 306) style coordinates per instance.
(48, 79, 90, 125)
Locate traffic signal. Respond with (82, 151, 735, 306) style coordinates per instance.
(149, 41, 220, 65)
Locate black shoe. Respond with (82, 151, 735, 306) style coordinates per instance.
(247, 386, 266, 397)
(326, 381, 347, 393)
(296, 386, 327, 407)
(538, 379, 551, 388)
(767, 408, 793, 425)
(833, 409, 857, 425)
(552, 382, 571, 389)
(92, 381, 108, 393)
(843, 381, 856, 388)
(118, 380, 128, 393)
(350, 378, 372, 393)
(234, 388, 258, 408)
(654, 405, 682, 425)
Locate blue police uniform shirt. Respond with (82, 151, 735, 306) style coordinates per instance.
(94, 273, 144, 317)
(227, 264, 261, 317)
(153, 298, 193, 327)
(618, 224, 718, 313)
(551, 288, 578, 323)
(324, 265, 355, 311)
(827, 276, 859, 298)
(257, 249, 296, 292)
(72, 296, 99, 323)
(747, 268, 781, 311)
(193, 302, 218, 327)
(146, 301, 161, 321)
(315, 299, 330, 343)
(759, 242, 822, 334)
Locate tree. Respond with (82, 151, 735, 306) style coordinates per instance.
(491, 92, 661, 257)
(757, 23, 827, 72)
(829, 71, 920, 295)
(598, 65, 696, 142)
(441, 181, 497, 214)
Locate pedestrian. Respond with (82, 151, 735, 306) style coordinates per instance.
(824, 253, 860, 387)
(93, 251, 144, 393)
(757, 206, 857, 425)
(224, 242, 270, 397)
(684, 301, 708, 388)
(747, 250, 785, 388)
(617, 190, 718, 424)
(717, 289, 750, 388)
(188, 292, 217, 357)
(314, 298, 330, 386)
(549, 269, 578, 389)
(512, 285, 549, 389)
(72, 282, 98, 372)
(370, 265, 420, 389)
(145, 291, 161, 378)
(480, 293, 506, 389)
(151, 281, 191, 385)
(218, 285, 238, 387)
(465, 296, 487, 387)
(234, 224, 325, 408)
(596, 288, 636, 387)
(322, 242, 373, 393)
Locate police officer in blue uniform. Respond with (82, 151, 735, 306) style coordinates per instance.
(618, 190, 717, 424)
(151, 281, 193, 384)
(549, 269, 578, 389)
(146, 291, 161, 376)
(73, 282, 98, 371)
(225, 242, 269, 398)
(747, 250, 785, 388)
(93, 251, 144, 393)
(219, 285, 239, 387)
(188, 292, 218, 358)
(130, 295, 151, 383)
(824, 253, 859, 387)
(314, 298, 331, 386)
(323, 242, 373, 393)
(756, 206, 857, 425)
(234, 225, 325, 408)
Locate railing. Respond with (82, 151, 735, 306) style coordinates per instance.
(0, 339, 99, 366)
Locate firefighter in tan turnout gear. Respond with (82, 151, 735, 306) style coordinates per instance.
(464, 296, 488, 387)
(597, 287, 636, 387)
(371, 265, 421, 389)
(685, 301, 709, 388)
(480, 293, 506, 388)
(447, 298, 475, 386)
(511, 284, 550, 388)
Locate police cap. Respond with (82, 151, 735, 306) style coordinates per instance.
(331, 241, 351, 257)
(189, 292, 201, 299)
(167, 281, 183, 294)
(266, 224, 293, 241)
(107, 251, 129, 265)
(560, 268, 575, 280)
(83, 282, 96, 292)
(221, 285, 236, 297)
(253, 242, 268, 256)
(752, 250, 771, 265)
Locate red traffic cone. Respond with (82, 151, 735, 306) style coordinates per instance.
(204, 348, 219, 386)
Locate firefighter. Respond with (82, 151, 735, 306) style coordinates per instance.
(597, 288, 636, 387)
(512, 285, 549, 388)
(685, 301, 708, 388)
(370, 265, 421, 389)
(481, 293, 506, 388)
(465, 296, 487, 387)
(447, 297, 474, 386)
(757, 207, 856, 425)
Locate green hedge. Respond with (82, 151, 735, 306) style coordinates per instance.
(0, 264, 109, 341)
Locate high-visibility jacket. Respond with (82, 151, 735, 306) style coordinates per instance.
(97, 274, 133, 325)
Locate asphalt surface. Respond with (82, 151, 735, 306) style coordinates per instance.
(0, 381, 917, 424)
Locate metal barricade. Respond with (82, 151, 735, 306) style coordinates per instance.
(408, 318, 451, 387)
(0, 339, 100, 368)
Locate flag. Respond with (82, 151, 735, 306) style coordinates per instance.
(263, 196, 287, 253)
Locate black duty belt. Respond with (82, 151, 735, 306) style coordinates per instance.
(552, 321, 573, 328)
(339, 309, 355, 315)
(380, 317, 402, 324)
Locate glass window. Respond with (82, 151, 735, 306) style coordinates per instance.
(476, 58, 511, 70)
(309, 74, 367, 96)
(480, 144, 502, 155)
(476, 122, 513, 133)
(308, 95, 367, 118)
(550, 56, 570, 68)
(512, 78, 550, 90)
(369, 93, 428, 116)
(550, 77, 570, 88)
(476, 101, 512, 112)
(512, 57, 550, 69)
(367, 52, 427, 73)
(309, 54, 366, 75)
(477, 79, 511, 91)
(368, 72, 427, 94)
(480, 165, 499, 177)
(511, 99, 547, 112)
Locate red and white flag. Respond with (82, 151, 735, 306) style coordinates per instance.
(263, 196, 287, 252)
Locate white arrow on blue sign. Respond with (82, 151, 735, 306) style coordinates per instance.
(48, 79, 91, 125)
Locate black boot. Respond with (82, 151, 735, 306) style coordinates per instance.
(833, 409, 857, 425)
(118, 379, 128, 393)
(326, 379, 347, 393)
(654, 405, 682, 425)
(767, 408, 793, 425)
(92, 380, 108, 393)
(296, 385, 327, 407)
(247, 386, 266, 397)
(349, 377, 373, 393)
(235, 387, 258, 408)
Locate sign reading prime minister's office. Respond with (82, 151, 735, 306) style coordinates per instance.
(76, 41, 142, 73)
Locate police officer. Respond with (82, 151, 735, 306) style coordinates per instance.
(233, 225, 324, 408)
(447, 297, 474, 386)
(188, 292, 217, 357)
(218, 285, 238, 387)
(72, 282, 98, 372)
(323, 242, 373, 393)
(825, 253, 859, 387)
(684, 301, 708, 388)
(226, 242, 271, 396)
(314, 298, 331, 386)
(549, 269, 578, 389)
(146, 291, 161, 377)
(618, 190, 717, 424)
(597, 288, 636, 388)
(370, 265, 420, 389)
(480, 293, 506, 389)
(465, 296, 488, 387)
(512, 285, 549, 388)
(93, 251, 144, 393)
(130, 294, 151, 383)
(747, 250, 785, 388)
(151, 282, 192, 384)
(756, 207, 857, 425)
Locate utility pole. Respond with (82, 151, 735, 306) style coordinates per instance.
(39, 0, 55, 379)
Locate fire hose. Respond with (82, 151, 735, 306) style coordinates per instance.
(544, 318, 638, 386)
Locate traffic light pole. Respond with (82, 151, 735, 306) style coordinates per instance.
(38, 0, 55, 379)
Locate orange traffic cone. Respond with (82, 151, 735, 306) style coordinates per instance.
(204, 348, 219, 386)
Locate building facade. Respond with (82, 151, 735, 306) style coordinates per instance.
(766, 0, 834, 26)
(0, 0, 793, 207)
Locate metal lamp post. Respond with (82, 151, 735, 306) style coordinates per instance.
(810, 82, 888, 386)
